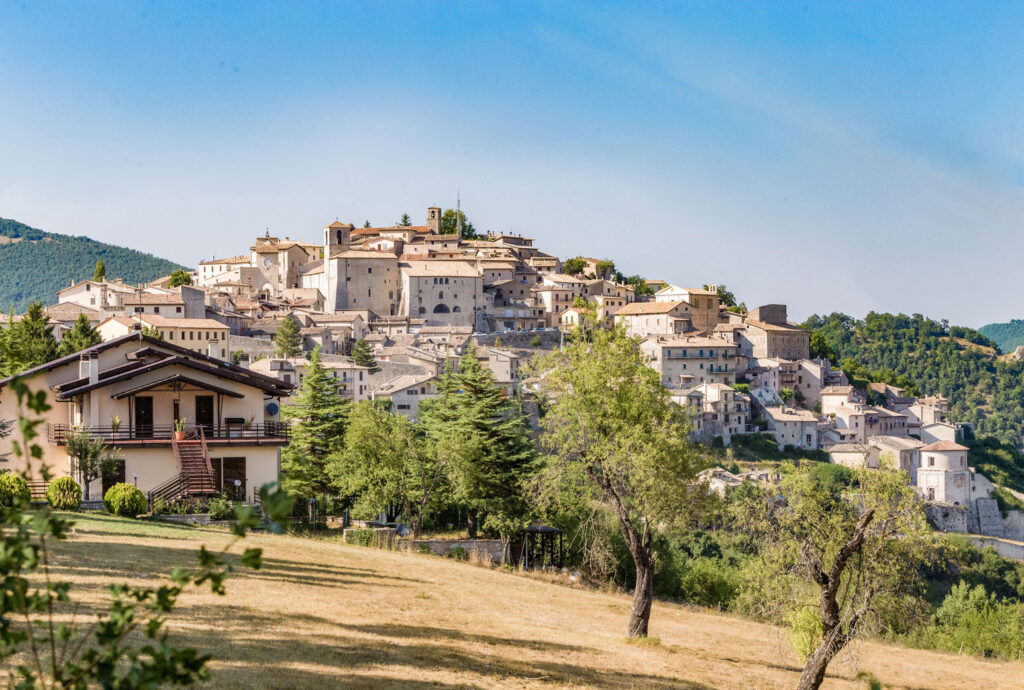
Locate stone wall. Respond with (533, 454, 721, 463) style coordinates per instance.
(969, 536, 1024, 562)
(228, 334, 277, 361)
(409, 538, 504, 564)
(926, 503, 968, 533)
(472, 331, 561, 351)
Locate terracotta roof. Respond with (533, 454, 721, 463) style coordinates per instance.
(615, 300, 689, 316)
(199, 255, 249, 266)
(919, 441, 969, 452)
(121, 293, 185, 305)
(746, 319, 807, 333)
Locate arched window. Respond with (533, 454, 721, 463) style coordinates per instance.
(452, 306, 461, 313)
(433, 304, 450, 314)
(438, 292, 444, 299)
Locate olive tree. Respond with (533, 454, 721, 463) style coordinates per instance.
(536, 324, 705, 638)
(734, 460, 929, 690)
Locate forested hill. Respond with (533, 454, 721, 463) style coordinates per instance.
(803, 312, 1024, 443)
(0, 218, 187, 312)
(979, 320, 1024, 354)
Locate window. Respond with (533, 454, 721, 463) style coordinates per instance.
(135, 307, 144, 313)
(397, 404, 410, 410)
(438, 292, 444, 299)
(85, 284, 91, 292)
(154, 307, 160, 314)
(176, 306, 182, 313)
(189, 331, 194, 340)
(368, 267, 372, 274)
(928, 456, 934, 467)
(169, 332, 174, 340)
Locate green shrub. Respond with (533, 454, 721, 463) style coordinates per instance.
(207, 495, 236, 521)
(416, 544, 434, 555)
(103, 483, 146, 517)
(0, 472, 32, 507)
(151, 497, 167, 515)
(346, 528, 375, 547)
(447, 546, 468, 561)
(529, 335, 542, 347)
(45, 476, 82, 510)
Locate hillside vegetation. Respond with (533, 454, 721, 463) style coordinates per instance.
(980, 319, 1024, 354)
(35, 513, 1020, 689)
(804, 312, 1024, 442)
(0, 218, 187, 312)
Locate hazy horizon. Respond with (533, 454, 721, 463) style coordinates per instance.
(2, 2, 1022, 327)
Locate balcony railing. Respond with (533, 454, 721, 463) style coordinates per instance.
(47, 422, 290, 446)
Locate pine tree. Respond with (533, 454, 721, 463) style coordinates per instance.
(350, 338, 380, 374)
(419, 343, 537, 539)
(58, 314, 102, 357)
(93, 260, 106, 282)
(0, 302, 58, 376)
(363, 220, 371, 228)
(398, 213, 412, 227)
(274, 315, 302, 358)
(281, 347, 350, 512)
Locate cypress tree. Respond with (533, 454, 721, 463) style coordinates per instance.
(93, 259, 106, 282)
(350, 338, 380, 374)
(58, 313, 102, 357)
(274, 315, 302, 358)
(281, 347, 349, 513)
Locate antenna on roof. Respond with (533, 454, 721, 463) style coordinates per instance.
(456, 190, 462, 238)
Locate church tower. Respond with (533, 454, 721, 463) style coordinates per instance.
(324, 221, 352, 254)
(427, 206, 441, 234)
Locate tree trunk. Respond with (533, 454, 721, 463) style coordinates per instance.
(466, 508, 478, 539)
(797, 631, 844, 690)
(83, 475, 90, 502)
(627, 552, 654, 638)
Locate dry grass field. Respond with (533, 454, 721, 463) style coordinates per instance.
(28, 513, 1024, 689)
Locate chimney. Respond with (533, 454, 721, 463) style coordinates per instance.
(79, 351, 99, 385)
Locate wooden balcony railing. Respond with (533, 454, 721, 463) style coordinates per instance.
(47, 422, 290, 446)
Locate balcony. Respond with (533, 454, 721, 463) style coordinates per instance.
(47, 422, 291, 448)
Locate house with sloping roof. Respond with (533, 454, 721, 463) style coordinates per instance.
(0, 332, 292, 505)
(613, 300, 692, 339)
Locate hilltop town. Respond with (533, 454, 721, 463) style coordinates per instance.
(3, 205, 1020, 553)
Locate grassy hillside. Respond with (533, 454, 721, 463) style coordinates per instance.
(980, 320, 1024, 354)
(0, 218, 187, 312)
(32, 513, 1020, 689)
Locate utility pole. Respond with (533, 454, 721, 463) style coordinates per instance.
(456, 190, 462, 238)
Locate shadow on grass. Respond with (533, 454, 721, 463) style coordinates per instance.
(206, 629, 710, 689)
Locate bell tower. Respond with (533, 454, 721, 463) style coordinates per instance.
(323, 221, 352, 254)
(427, 206, 441, 234)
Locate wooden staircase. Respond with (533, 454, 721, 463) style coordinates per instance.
(149, 428, 217, 507)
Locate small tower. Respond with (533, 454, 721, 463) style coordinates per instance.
(427, 206, 441, 234)
(323, 221, 352, 255)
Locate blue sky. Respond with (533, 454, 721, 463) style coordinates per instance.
(2, 2, 1022, 326)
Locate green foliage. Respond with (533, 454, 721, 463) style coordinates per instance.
(168, 269, 193, 287)
(537, 324, 705, 636)
(921, 582, 1024, 658)
(0, 472, 31, 506)
(274, 315, 303, 358)
(447, 546, 469, 561)
(0, 301, 58, 376)
(594, 260, 615, 279)
(779, 387, 794, 403)
(703, 283, 738, 308)
(93, 259, 106, 281)
(281, 347, 349, 503)
(979, 319, 1024, 353)
(734, 464, 930, 682)
(529, 335, 542, 347)
(346, 528, 376, 547)
(731, 383, 750, 394)
(623, 274, 655, 296)
(803, 312, 1024, 443)
(419, 344, 538, 544)
(330, 400, 443, 537)
(0, 217, 187, 313)
(398, 213, 412, 227)
(142, 324, 162, 340)
(104, 482, 147, 517)
(562, 257, 586, 275)
(46, 476, 82, 510)
(57, 313, 102, 357)
(440, 208, 477, 239)
(65, 427, 117, 501)
(207, 495, 236, 521)
(350, 337, 380, 373)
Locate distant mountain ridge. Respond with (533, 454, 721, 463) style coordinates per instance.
(0, 218, 187, 313)
(979, 320, 1024, 354)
